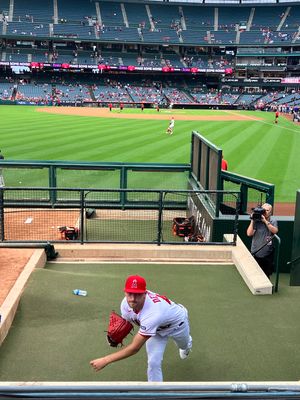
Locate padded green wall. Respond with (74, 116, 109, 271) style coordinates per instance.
(290, 191, 300, 285)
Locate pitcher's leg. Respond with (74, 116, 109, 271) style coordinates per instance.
(172, 321, 192, 350)
(171, 310, 192, 359)
(146, 335, 168, 382)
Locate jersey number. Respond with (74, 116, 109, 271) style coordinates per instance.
(148, 292, 171, 304)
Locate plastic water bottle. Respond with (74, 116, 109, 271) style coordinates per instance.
(73, 289, 87, 296)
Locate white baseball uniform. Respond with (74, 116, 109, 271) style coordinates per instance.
(121, 290, 192, 382)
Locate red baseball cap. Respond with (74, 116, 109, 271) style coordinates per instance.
(124, 275, 147, 293)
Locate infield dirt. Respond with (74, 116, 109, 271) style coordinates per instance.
(37, 106, 263, 121)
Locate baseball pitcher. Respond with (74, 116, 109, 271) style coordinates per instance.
(90, 275, 192, 382)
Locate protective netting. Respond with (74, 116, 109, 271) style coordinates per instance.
(0, 188, 239, 244)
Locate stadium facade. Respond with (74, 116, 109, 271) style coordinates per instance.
(1, 0, 300, 109)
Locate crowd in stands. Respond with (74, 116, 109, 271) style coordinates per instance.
(1, 1, 300, 46)
(2, 76, 300, 112)
(182, 56, 233, 69)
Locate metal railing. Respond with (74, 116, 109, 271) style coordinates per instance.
(0, 187, 240, 245)
(274, 234, 281, 293)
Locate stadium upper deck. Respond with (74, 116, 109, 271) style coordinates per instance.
(0, 0, 300, 90)
(0, 0, 300, 46)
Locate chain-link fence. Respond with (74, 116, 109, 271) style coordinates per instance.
(0, 188, 240, 244)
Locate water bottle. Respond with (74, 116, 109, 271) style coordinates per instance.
(73, 289, 87, 296)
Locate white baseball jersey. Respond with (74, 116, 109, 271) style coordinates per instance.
(121, 290, 186, 337)
(169, 119, 175, 128)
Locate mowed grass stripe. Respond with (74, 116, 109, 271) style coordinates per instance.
(224, 123, 274, 176)
(277, 131, 299, 201)
(0, 106, 300, 201)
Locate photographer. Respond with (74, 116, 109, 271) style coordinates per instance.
(247, 203, 278, 278)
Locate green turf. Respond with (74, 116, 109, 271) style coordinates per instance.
(0, 263, 299, 381)
(0, 106, 300, 201)
(85, 219, 181, 242)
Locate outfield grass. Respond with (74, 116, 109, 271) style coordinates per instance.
(1, 105, 299, 201)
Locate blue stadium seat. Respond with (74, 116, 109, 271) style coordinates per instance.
(57, 0, 97, 24)
(98, 27, 140, 43)
(181, 30, 210, 45)
(53, 84, 92, 102)
(16, 83, 52, 102)
(13, 0, 53, 22)
(99, 1, 124, 26)
(6, 21, 50, 38)
(284, 6, 300, 30)
(163, 88, 191, 104)
(182, 5, 214, 30)
(251, 5, 286, 29)
(53, 24, 96, 40)
(93, 85, 132, 103)
(148, 3, 181, 29)
(142, 29, 180, 44)
(218, 6, 251, 31)
(0, 83, 14, 100)
(211, 31, 236, 45)
(126, 86, 164, 104)
(124, 2, 150, 29)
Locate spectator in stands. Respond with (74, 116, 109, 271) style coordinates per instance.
(221, 156, 228, 171)
(247, 203, 278, 279)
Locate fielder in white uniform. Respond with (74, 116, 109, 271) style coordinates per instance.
(166, 117, 175, 135)
(90, 275, 192, 382)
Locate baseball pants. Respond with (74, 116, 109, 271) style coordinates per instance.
(145, 308, 192, 382)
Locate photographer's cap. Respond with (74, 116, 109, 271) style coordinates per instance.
(124, 275, 147, 293)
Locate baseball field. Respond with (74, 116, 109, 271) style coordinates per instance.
(1, 105, 300, 383)
(1, 105, 299, 202)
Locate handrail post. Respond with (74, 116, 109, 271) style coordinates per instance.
(274, 234, 281, 293)
(80, 190, 85, 245)
(49, 165, 57, 205)
(157, 191, 164, 246)
(120, 167, 127, 209)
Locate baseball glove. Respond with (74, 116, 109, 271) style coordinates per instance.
(106, 311, 133, 347)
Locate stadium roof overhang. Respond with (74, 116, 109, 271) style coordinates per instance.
(97, 0, 300, 5)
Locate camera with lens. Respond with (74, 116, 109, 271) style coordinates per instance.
(251, 206, 266, 221)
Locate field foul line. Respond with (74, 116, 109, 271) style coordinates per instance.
(225, 111, 300, 133)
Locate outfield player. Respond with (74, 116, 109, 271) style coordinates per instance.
(90, 275, 192, 382)
(166, 116, 175, 135)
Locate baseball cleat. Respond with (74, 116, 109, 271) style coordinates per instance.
(179, 336, 192, 359)
(179, 348, 190, 359)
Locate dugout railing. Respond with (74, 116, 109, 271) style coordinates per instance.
(0, 160, 191, 193)
(0, 154, 275, 216)
(221, 170, 275, 214)
(0, 187, 240, 245)
(190, 131, 275, 214)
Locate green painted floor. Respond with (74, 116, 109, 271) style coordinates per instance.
(0, 263, 299, 382)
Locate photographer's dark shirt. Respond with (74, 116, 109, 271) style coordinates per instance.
(251, 217, 278, 258)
